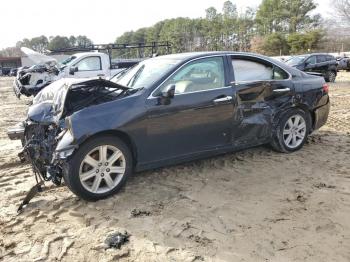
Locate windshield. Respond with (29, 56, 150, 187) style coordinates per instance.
(113, 58, 180, 89)
(60, 56, 77, 69)
(285, 56, 307, 66)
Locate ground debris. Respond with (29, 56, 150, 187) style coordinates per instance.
(104, 231, 130, 249)
(188, 234, 212, 246)
(265, 217, 290, 223)
(313, 182, 336, 189)
(296, 194, 307, 203)
(130, 208, 151, 217)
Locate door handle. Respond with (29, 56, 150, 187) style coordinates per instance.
(213, 96, 233, 103)
(273, 88, 290, 93)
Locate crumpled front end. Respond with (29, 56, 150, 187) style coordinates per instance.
(21, 121, 64, 184)
(9, 78, 131, 188)
(14, 65, 60, 98)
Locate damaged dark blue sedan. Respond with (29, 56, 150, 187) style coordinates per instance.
(8, 52, 330, 201)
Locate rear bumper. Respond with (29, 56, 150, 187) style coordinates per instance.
(313, 98, 330, 130)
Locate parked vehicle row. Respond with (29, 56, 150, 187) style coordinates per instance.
(0, 67, 13, 76)
(8, 51, 330, 201)
(13, 47, 139, 97)
(336, 56, 350, 71)
(285, 53, 337, 82)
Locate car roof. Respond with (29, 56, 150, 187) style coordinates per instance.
(154, 51, 288, 64)
(295, 53, 333, 57)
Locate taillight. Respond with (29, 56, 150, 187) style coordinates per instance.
(322, 83, 329, 93)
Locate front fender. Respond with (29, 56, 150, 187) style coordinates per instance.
(57, 94, 145, 154)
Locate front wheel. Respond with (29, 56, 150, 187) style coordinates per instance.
(271, 109, 310, 153)
(63, 136, 133, 201)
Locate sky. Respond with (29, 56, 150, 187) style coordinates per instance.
(0, 0, 332, 49)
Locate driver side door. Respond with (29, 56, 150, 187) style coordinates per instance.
(140, 56, 235, 164)
(69, 56, 105, 78)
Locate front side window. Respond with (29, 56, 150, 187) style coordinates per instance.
(75, 56, 102, 71)
(157, 57, 225, 95)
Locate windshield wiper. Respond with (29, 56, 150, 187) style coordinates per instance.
(127, 65, 145, 87)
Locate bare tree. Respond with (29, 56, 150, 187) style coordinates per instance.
(334, 0, 350, 24)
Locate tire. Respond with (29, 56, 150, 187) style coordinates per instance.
(63, 135, 133, 201)
(271, 108, 311, 153)
(325, 70, 336, 83)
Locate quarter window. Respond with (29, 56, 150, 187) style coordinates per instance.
(158, 57, 225, 95)
(75, 56, 102, 71)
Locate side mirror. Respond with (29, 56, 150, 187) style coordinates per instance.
(161, 84, 175, 98)
(69, 66, 78, 75)
(158, 84, 175, 105)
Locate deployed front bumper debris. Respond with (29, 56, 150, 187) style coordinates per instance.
(7, 122, 25, 140)
(17, 181, 44, 213)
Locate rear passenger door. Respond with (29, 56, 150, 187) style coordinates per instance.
(230, 55, 294, 146)
(304, 55, 317, 73)
(316, 55, 328, 74)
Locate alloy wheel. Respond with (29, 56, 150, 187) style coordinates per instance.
(79, 145, 126, 194)
(283, 114, 306, 149)
(329, 72, 336, 82)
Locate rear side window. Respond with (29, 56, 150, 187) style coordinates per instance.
(306, 56, 316, 65)
(232, 58, 288, 82)
(326, 55, 335, 61)
(317, 55, 326, 63)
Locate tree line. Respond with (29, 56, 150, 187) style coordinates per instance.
(114, 0, 327, 58)
(0, 35, 93, 57)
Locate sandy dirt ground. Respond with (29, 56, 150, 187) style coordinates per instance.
(0, 74, 349, 262)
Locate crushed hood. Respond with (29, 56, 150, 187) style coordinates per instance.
(31, 78, 91, 123)
(21, 47, 57, 65)
(30, 78, 130, 123)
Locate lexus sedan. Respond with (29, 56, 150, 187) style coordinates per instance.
(8, 52, 330, 201)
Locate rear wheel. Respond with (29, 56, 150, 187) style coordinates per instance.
(63, 136, 133, 201)
(271, 109, 310, 153)
(325, 70, 336, 83)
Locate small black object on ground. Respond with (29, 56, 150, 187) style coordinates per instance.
(104, 231, 130, 249)
(130, 208, 151, 217)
